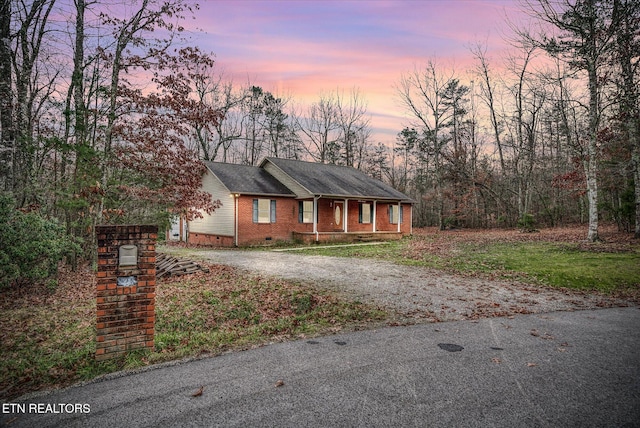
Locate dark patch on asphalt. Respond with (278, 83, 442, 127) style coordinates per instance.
(490, 347, 504, 350)
(334, 341, 347, 346)
(438, 343, 464, 352)
(307, 341, 320, 345)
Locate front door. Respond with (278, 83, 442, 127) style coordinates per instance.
(334, 202, 344, 231)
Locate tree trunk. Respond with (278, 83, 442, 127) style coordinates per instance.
(0, 0, 13, 190)
(585, 63, 600, 242)
(634, 150, 640, 238)
(73, 0, 86, 151)
(613, 0, 640, 238)
(72, 0, 90, 196)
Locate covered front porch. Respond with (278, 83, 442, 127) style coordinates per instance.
(293, 197, 411, 243)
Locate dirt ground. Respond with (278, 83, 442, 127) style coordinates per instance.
(192, 226, 638, 322)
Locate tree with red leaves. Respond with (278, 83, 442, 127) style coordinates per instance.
(111, 47, 222, 223)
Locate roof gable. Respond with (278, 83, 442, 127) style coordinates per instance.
(261, 157, 411, 201)
(204, 162, 295, 197)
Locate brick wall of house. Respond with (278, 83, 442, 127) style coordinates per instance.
(188, 232, 235, 247)
(315, 199, 339, 232)
(342, 201, 412, 233)
(374, 202, 390, 232)
(95, 225, 157, 361)
(236, 196, 302, 245)
(187, 197, 412, 247)
(380, 204, 390, 232)
(346, 200, 374, 232)
(401, 203, 412, 235)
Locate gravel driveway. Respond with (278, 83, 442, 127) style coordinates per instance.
(196, 249, 635, 322)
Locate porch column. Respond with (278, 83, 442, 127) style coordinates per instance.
(372, 200, 377, 232)
(397, 202, 401, 233)
(234, 194, 240, 246)
(343, 199, 348, 233)
(313, 196, 319, 242)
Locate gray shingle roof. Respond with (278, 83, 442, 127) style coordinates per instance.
(204, 162, 295, 196)
(263, 157, 412, 201)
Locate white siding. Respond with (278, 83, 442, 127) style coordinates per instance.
(263, 161, 312, 198)
(188, 171, 235, 236)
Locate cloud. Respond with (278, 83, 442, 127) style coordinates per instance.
(189, 0, 523, 143)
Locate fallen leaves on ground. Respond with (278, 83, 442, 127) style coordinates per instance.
(407, 224, 637, 258)
(0, 264, 96, 400)
(530, 329, 554, 340)
(0, 261, 386, 400)
(192, 386, 204, 397)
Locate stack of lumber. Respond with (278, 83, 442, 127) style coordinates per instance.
(156, 253, 210, 278)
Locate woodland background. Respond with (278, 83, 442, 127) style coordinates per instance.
(0, 0, 639, 273)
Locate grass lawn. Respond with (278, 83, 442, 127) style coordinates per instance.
(0, 263, 387, 400)
(299, 225, 640, 294)
(459, 242, 640, 291)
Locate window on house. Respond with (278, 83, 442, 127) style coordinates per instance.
(389, 205, 404, 224)
(299, 200, 314, 223)
(253, 199, 276, 223)
(358, 203, 371, 224)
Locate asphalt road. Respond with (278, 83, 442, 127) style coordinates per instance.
(2, 307, 639, 427)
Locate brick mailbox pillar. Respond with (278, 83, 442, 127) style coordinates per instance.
(95, 225, 157, 361)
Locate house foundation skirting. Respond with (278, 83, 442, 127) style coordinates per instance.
(188, 232, 235, 247)
(188, 231, 404, 247)
(292, 231, 403, 244)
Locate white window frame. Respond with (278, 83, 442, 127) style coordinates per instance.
(253, 198, 276, 224)
(301, 200, 314, 223)
(390, 205, 403, 224)
(257, 199, 271, 223)
(360, 202, 371, 224)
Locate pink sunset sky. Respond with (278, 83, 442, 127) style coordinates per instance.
(187, 0, 526, 144)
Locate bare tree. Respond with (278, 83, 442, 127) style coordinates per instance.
(504, 40, 547, 221)
(210, 79, 244, 162)
(9, 0, 58, 205)
(519, 0, 619, 241)
(188, 61, 241, 162)
(335, 87, 371, 167)
(239, 85, 265, 165)
(397, 60, 457, 229)
(295, 92, 341, 163)
(471, 41, 507, 175)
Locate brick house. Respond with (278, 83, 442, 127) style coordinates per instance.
(186, 157, 413, 246)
